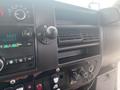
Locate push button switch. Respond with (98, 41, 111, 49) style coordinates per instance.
(24, 82, 34, 90)
(36, 83, 43, 90)
(15, 85, 24, 90)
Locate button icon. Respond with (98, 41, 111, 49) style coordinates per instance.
(53, 84, 58, 89)
(19, 59, 23, 63)
(9, 60, 14, 64)
(16, 87, 24, 90)
(27, 43, 32, 46)
(53, 77, 59, 83)
(15, 85, 24, 90)
(27, 57, 33, 61)
(36, 83, 43, 90)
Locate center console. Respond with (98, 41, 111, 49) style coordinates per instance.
(54, 3, 102, 89)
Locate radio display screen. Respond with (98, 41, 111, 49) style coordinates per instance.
(0, 32, 18, 42)
(0, 26, 34, 49)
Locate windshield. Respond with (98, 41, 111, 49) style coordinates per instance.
(55, 0, 118, 10)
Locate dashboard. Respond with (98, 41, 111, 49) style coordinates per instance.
(0, 0, 102, 90)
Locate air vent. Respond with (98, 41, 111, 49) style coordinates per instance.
(57, 26, 100, 48)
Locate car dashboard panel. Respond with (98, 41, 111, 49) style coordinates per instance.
(0, 0, 103, 90)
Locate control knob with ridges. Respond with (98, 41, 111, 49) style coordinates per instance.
(0, 58, 4, 71)
(14, 9, 26, 21)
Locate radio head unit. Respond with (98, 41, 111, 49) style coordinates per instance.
(0, 0, 38, 80)
(0, 26, 35, 76)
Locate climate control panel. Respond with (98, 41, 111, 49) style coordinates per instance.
(0, 0, 34, 25)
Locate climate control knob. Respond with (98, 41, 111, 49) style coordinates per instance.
(0, 58, 4, 71)
(14, 9, 26, 21)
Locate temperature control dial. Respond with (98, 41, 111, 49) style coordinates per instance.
(8, 5, 30, 22)
(14, 9, 26, 21)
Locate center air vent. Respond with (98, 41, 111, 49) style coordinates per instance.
(57, 26, 100, 48)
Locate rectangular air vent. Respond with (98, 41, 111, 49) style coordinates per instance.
(57, 25, 100, 48)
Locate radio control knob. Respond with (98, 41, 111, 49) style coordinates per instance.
(14, 9, 26, 21)
(46, 26, 58, 39)
(0, 58, 4, 71)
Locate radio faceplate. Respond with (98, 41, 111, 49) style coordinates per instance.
(0, 26, 35, 76)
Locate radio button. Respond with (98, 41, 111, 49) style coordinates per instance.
(15, 85, 24, 90)
(16, 87, 24, 90)
(9, 60, 14, 65)
(27, 43, 32, 46)
(57, 88, 61, 90)
(18, 59, 23, 63)
(53, 84, 59, 89)
(22, 30, 33, 38)
(27, 56, 33, 61)
(25, 83, 34, 90)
